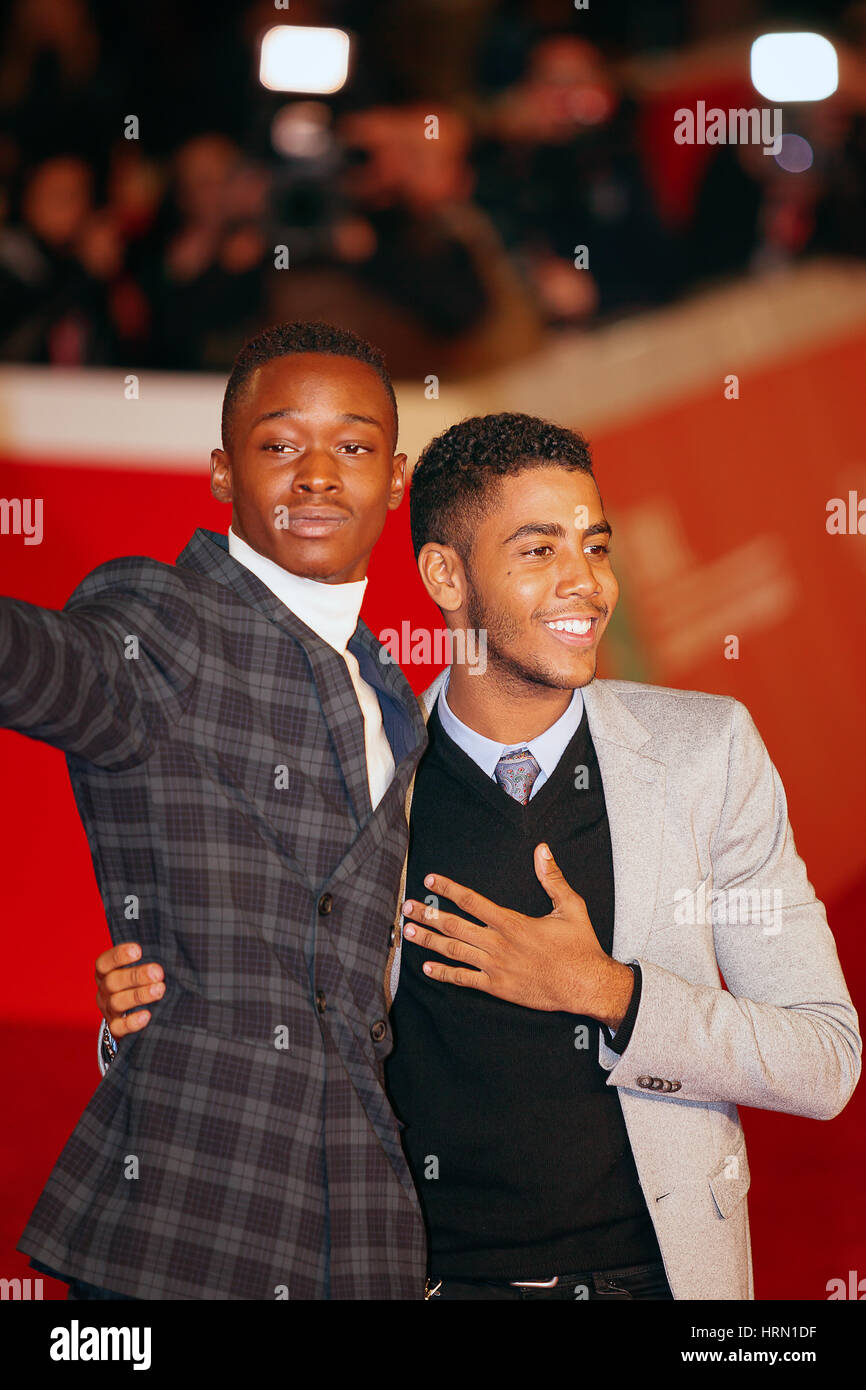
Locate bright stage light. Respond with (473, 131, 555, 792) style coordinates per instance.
(259, 26, 350, 95)
(750, 33, 838, 102)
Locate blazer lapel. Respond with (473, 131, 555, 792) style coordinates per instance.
(581, 680, 667, 963)
(350, 618, 428, 770)
(418, 668, 448, 720)
(177, 528, 373, 828)
(383, 668, 447, 1008)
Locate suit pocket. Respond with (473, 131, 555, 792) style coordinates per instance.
(651, 871, 713, 931)
(127, 1017, 287, 1067)
(132, 987, 303, 1054)
(707, 1133, 751, 1219)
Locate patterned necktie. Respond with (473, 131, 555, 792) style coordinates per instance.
(494, 747, 541, 805)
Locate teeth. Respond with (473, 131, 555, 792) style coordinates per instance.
(546, 618, 592, 634)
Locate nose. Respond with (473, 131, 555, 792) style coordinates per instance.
(555, 543, 604, 601)
(291, 448, 341, 494)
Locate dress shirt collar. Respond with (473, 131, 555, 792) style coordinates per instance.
(436, 670, 585, 781)
(227, 526, 366, 654)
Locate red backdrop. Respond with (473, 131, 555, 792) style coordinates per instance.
(1, 323, 864, 1297)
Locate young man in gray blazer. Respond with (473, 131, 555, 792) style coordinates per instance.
(96, 411, 860, 1299)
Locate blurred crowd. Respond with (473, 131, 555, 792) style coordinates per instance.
(1, 0, 865, 376)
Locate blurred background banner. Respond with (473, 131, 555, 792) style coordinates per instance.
(0, 0, 864, 1301)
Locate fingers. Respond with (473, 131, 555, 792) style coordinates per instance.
(402, 899, 491, 952)
(95, 943, 163, 1041)
(95, 941, 142, 980)
(418, 960, 490, 991)
(402, 919, 488, 970)
(417, 874, 513, 931)
(105, 1008, 151, 1040)
(98, 980, 164, 1018)
(101, 962, 164, 998)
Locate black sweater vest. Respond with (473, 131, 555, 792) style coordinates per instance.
(384, 699, 662, 1280)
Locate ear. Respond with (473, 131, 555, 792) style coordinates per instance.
(417, 541, 465, 613)
(387, 452, 408, 510)
(210, 448, 233, 504)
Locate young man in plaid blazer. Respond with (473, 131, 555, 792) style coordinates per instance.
(2, 322, 432, 1299)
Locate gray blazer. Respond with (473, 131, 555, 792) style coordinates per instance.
(387, 671, 861, 1300)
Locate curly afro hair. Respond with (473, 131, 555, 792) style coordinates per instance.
(409, 411, 594, 562)
(221, 321, 398, 453)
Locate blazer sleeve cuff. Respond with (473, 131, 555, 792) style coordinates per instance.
(602, 962, 642, 1054)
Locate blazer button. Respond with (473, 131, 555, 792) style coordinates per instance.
(318, 893, 333, 916)
(370, 1020, 387, 1043)
(315, 990, 327, 1014)
(670, 1081, 682, 1091)
(637, 1075, 654, 1088)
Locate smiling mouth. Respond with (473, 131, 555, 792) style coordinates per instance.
(542, 615, 600, 646)
(285, 511, 350, 537)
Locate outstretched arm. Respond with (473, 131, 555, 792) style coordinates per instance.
(0, 561, 199, 766)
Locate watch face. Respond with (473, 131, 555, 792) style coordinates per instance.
(100, 1024, 118, 1063)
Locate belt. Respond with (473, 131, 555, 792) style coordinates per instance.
(425, 1273, 566, 1297)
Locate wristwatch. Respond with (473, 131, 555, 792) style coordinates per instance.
(98, 1019, 118, 1075)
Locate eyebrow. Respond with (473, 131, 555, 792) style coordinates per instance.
(502, 519, 613, 545)
(250, 408, 385, 431)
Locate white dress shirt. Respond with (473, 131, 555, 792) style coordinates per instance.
(227, 527, 395, 809)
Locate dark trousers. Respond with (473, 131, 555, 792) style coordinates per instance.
(64, 1260, 673, 1301)
(28, 1260, 139, 1301)
(67, 1279, 138, 1300)
(431, 1258, 674, 1301)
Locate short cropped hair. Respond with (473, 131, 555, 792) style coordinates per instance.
(409, 412, 594, 561)
(221, 321, 398, 452)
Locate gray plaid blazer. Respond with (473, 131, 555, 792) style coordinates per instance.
(1, 528, 429, 1299)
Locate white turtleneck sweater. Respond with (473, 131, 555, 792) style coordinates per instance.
(227, 527, 395, 809)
